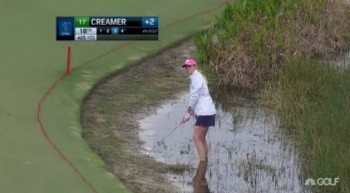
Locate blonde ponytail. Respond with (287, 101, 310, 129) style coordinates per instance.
(197, 69, 208, 85)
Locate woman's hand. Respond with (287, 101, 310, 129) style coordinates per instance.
(181, 116, 189, 124)
(182, 110, 192, 123)
(187, 107, 193, 115)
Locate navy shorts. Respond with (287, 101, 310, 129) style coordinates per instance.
(195, 114, 216, 127)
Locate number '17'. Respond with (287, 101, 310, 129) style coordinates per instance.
(79, 19, 86, 25)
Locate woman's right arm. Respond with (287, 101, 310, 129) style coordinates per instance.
(188, 75, 203, 111)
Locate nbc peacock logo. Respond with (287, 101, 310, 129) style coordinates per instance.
(305, 178, 316, 186)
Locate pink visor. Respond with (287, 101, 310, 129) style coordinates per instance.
(182, 58, 197, 67)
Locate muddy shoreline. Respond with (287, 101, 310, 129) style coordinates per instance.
(81, 39, 197, 193)
(80, 34, 316, 192)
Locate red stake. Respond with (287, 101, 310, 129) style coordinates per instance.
(66, 46, 71, 74)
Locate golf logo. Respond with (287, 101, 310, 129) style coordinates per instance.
(305, 177, 340, 186)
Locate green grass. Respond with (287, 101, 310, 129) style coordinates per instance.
(193, 0, 350, 192)
(264, 59, 350, 193)
(0, 1, 226, 193)
(194, 0, 349, 88)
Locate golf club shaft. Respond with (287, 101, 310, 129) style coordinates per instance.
(149, 122, 183, 152)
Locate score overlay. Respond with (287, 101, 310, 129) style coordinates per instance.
(56, 16, 159, 41)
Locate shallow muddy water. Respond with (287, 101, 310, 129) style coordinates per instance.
(335, 50, 350, 68)
(138, 92, 310, 193)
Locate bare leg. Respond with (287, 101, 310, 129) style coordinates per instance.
(193, 126, 209, 161)
(201, 127, 209, 161)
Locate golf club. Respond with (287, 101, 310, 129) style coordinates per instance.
(148, 113, 192, 153)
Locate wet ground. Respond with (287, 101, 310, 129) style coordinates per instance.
(81, 37, 348, 193)
(334, 50, 350, 68)
(139, 92, 310, 193)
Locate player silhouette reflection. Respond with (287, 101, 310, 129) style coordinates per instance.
(192, 161, 210, 193)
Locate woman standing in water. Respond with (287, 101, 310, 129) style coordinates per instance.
(182, 58, 216, 162)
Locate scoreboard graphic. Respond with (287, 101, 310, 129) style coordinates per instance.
(56, 16, 159, 41)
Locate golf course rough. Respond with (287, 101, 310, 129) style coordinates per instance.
(0, 0, 227, 193)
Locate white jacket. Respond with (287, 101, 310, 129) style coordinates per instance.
(188, 70, 216, 116)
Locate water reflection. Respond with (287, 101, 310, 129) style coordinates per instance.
(138, 91, 307, 193)
(193, 161, 210, 193)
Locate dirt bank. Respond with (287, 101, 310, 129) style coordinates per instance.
(81, 39, 196, 193)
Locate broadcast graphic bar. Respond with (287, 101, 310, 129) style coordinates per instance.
(56, 16, 159, 41)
